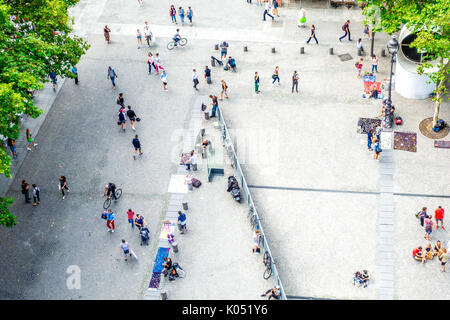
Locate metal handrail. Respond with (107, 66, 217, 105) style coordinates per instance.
(217, 106, 287, 300)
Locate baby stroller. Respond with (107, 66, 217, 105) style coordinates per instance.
(139, 227, 150, 246)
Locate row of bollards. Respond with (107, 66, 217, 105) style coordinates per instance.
(213, 43, 385, 57)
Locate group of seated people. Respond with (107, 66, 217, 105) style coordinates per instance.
(352, 270, 370, 288)
(180, 150, 196, 170)
(413, 241, 446, 264)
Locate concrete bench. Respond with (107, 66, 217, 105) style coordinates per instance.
(206, 143, 224, 182)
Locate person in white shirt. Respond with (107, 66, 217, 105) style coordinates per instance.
(263, 2, 274, 21)
(143, 21, 152, 47)
(160, 70, 167, 91)
(371, 54, 379, 73)
(192, 69, 199, 90)
(357, 38, 364, 54)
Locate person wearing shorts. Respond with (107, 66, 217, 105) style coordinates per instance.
(435, 206, 445, 230)
(220, 41, 229, 60)
(136, 29, 143, 49)
(178, 211, 187, 234)
(120, 240, 130, 261)
(126, 105, 137, 131)
(132, 135, 143, 160)
(439, 249, 448, 272)
(219, 79, 228, 100)
(160, 70, 167, 91)
(424, 215, 433, 241)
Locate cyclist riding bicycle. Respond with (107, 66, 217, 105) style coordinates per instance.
(103, 183, 117, 200)
(173, 29, 181, 46)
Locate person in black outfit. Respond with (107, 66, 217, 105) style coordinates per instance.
(21, 180, 31, 203)
(126, 106, 137, 131)
(132, 135, 143, 160)
(204, 66, 211, 83)
(116, 93, 124, 107)
(59, 176, 70, 199)
(162, 257, 173, 276)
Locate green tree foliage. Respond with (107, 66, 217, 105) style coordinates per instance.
(360, 0, 450, 126)
(0, 0, 90, 227)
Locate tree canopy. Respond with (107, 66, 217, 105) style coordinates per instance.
(0, 0, 90, 227)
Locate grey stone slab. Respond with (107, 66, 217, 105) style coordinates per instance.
(158, 239, 170, 249)
(379, 272, 394, 281)
(378, 293, 394, 300)
(379, 231, 394, 239)
(379, 238, 395, 247)
(379, 224, 394, 232)
(171, 193, 185, 200)
(379, 245, 394, 252)
(379, 251, 395, 260)
(378, 265, 394, 273)
(378, 258, 395, 266)
(167, 205, 182, 212)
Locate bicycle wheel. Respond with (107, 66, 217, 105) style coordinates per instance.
(263, 267, 272, 280)
(103, 197, 111, 210)
(167, 41, 175, 50)
(179, 38, 187, 46)
(115, 188, 122, 199)
(263, 251, 271, 267)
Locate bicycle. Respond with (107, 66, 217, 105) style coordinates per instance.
(103, 188, 123, 209)
(167, 38, 188, 50)
(263, 251, 273, 280)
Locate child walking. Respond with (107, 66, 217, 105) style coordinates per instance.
(26, 129, 38, 150)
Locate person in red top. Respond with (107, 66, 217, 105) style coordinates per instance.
(127, 209, 135, 230)
(435, 206, 445, 230)
(413, 246, 425, 263)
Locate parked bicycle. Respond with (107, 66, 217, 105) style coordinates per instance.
(167, 38, 188, 50)
(263, 251, 273, 280)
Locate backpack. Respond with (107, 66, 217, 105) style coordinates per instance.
(342, 23, 347, 31)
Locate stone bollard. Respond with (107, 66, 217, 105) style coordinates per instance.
(357, 48, 363, 56)
(187, 180, 193, 190)
(300, 47, 304, 54)
(160, 291, 168, 300)
(381, 49, 386, 57)
(183, 202, 188, 210)
(201, 128, 205, 136)
(204, 111, 210, 120)
(244, 46, 248, 52)
(329, 48, 334, 55)
(214, 44, 219, 50)
(192, 163, 197, 171)
(206, 76, 212, 84)
(211, 57, 215, 67)
(171, 241, 179, 253)
(271, 47, 276, 53)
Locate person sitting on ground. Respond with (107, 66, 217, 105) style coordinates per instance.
(173, 28, 181, 46)
(424, 243, 434, 260)
(134, 214, 146, 230)
(261, 285, 281, 300)
(352, 271, 363, 286)
(368, 84, 378, 99)
(434, 240, 443, 256)
(413, 246, 425, 263)
(162, 257, 173, 276)
(360, 270, 370, 288)
(227, 57, 236, 72)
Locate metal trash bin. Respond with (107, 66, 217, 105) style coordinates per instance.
(192, 163, 198, 171)
(171, 241, 179, 253)
(187, 181, 193, 191)
(183, 202, 188, 210)
(206, 76, 212, 84)
(204, 111, 210, 120)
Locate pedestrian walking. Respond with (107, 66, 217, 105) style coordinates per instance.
(143, 21, 152, 48)
(357, 38, 365, 54)
(355, 58, 363, 77)
(49, 71, 57, 92)
(169, 5, 177, 24)
(204, 66, 211, 83)
(254, 72, 260, 93)
(192, 69, 199, 90)
(26, 129, 38, 151)
(439, 249, 448, 272)
(339, 20, 352, 42)
(7, 138, 17, 159)
(154, 53, 163, 74)
(291, 71, 299, 93)
(209, 94, 218, 118)
(116, 93, 124, 107)
(32, 184, 40, 206)
(418, 207, 427, 228)
(363, 24, 370, 40)
(126, 209, 135, 230)
(272, 0, 280, 17)
(263, 2, 274, 21)
(72, 65, 79, 85)
(59, 175, 70, 199)
(118, 107, 126, 131)
(219, 80, 229, 100)
(424, 215, 433, 240)
(21, 180, 31, 203)
(187, 7, 193, 26)
(147, 52, 153, 75)
(178, 210, 187, 234)
(160, 70, 168, 91)
(178, 7, 185, 25)
(137, 0, 143, 7)
(107, 66, 117, 88)
(220, 41, 229, 60)
(373, 138, 381, 160)
(136, 29, 143, 49)
(306, 24, 318, 44)
(126, 106, 137, 131)
(371, 55, 379, 73)
(104, 25, 111, 44)
(272, 66, 280, 85)
(367, 130, 373, 151)
(106, 209, 116, 232)
(375, 124, 382, 141)
(120, 239, 130, 261)
(435, 206, 445, 230)
(256, 0, 262, 5)
(132, 135, 143, 160)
